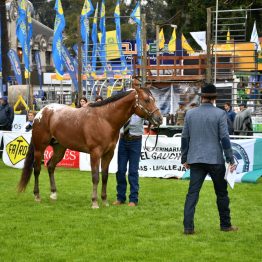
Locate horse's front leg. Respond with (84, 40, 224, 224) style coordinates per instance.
(90, 153, 101, 209)
(101, 149, 115, 207)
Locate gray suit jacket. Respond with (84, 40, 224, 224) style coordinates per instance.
(181, 103, 234, 165)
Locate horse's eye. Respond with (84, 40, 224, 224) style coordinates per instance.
(145, 99, 150, 103)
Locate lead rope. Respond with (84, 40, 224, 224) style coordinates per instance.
(144, 123, 159, 152)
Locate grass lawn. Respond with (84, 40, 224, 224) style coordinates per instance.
(0, 160, 261, 262)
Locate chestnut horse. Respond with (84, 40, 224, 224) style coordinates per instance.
(18, 86, 162, 208)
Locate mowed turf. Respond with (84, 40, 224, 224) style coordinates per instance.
(0, 160, 261, 262)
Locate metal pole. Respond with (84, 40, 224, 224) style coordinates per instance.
(206, 8, 212, 83)
(141, 13, 147, 87)
(77, 15, 83, 99)
(214, 0, 218, 84)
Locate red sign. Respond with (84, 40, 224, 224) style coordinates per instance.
(44, 146, 79, 168)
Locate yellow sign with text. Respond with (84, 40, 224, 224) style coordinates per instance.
(6, 136, 29, 165)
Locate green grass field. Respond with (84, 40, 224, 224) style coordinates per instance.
(0, 160, 261, 262)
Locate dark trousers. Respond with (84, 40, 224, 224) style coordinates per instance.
(184, 163, 231, 230)
(116, 137, 142, 203)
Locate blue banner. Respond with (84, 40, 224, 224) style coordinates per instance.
(52, 0, 66, 80)
(91, 3, 98, 72)
(35, 51, 42, 90)
(130, 1, 141, 65)
(114, 0, 127, 72)
(99, 0, 107, 72)
(62, 46, 78, 92)
(16, 0, 30, 78)
(7, 49, 23, 85)
(81, 0, 94, 74)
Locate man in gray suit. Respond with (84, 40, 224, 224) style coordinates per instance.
(181, 83, 238, 235)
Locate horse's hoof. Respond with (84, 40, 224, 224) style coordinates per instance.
(34, 195, 41, 202)
(50, 192, 57, 200)
(92, 202, 99, 209)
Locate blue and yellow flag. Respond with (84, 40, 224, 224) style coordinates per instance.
(52, 0, 66, 80)
(16, 0, 31, 79)
(99, 0, 107, 72)
(130, 1, 141, 64)
(91, 3, 98, 72)
(114, 0, 127, 72)
(168, 27, 176, 52)
(80, 0, 94, 70)
(182, 33, 194, 54)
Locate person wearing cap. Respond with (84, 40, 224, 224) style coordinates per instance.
(0, 96, 14, 131)
(175, 101, 187, 126)
(181, 83, 237, 235)
(233, 103, 253, 136)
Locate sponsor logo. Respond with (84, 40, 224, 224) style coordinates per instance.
(231, 142, 250, 172)
(6, 136, 29, 165)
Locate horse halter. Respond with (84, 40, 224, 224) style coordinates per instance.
(133, 90, 159, 121)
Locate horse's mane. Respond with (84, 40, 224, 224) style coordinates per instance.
(89, 90, 133, 107)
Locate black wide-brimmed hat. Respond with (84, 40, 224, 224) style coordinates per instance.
(200, 84, 217, 97)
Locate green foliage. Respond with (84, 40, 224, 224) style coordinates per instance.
(0, 160, 261, 261)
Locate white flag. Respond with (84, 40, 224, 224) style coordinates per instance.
(250, 21, 261, 52)
(190, 31, 207, 51)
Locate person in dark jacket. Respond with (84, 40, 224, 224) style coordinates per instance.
(224, 102, 236, 135)
(0, 96, 14, 131)
(181, 84, 237, 234)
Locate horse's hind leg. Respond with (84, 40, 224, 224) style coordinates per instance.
(33, 149, 42, 202)
(47, 143, 66, 200)
(101, 149, 115, 207)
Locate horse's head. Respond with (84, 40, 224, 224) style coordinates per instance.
(133, 85, 163, 126)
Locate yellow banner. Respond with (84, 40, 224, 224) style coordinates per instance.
(98, 30, 120, 60)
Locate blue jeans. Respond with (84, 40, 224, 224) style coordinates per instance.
(116, 137, 142, 203)
(184, 163, 231, 230)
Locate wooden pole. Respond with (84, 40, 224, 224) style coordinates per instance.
(77, 15, 83, 100)
(206, 8, 212, 83)
(141, 13, 147, 87)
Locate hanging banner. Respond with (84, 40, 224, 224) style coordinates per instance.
(7, 49, 23, 85)
(2, 132, 79, 169)
(34, 51, 42, 90)
(61, 45, 78, 91)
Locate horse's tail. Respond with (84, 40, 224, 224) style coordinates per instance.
(18, 140, 34, 192)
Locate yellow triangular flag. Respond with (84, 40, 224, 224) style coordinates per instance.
(168, 28, 176, 52)
(226, 28, 230, 43)
(182, 33, 194, 54)
(159, 28, 165, 49)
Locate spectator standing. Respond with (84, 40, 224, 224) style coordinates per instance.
(23, 110, 36, 132)
(175, 101, 187, 126)
(0, 96, 14, 131)
(79, 97, 89, 108)
(224, 102, 236, 135)
(113, 114, 144, 207)
(233, 103, 253, 136)
(95, 96, 103, 102)
(181, 83, 237, 234)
